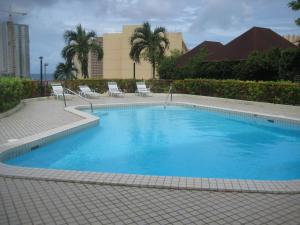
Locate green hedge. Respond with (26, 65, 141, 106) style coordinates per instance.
(173, 79, 300, 105)
(21, 80, 51, 98)
(64, 79, 172, 93)
(63, 78, 300, 105)
(0, 77, 23, 112)
(1, 78, 299, 113)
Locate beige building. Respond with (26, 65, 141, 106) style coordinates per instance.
(75, 25, 187, 79)
(282, 34, 300, 46)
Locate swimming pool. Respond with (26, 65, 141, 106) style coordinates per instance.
(5, 105, 300, 180)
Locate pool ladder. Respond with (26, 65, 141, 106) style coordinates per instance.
(62, 87, 94, 113)
(164, 84, 173, 109)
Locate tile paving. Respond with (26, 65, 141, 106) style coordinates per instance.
(1, 177, 300, 225)
(0, 99, 81, 145)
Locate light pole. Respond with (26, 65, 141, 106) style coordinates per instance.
(39, 56, 43, 96)
(133, 62, 136, 79)
(44, 63, 49, 81)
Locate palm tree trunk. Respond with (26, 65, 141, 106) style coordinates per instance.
(152, 61, 155, 79)
(81, 63, 85, 79)
(81, 60, 89, 79)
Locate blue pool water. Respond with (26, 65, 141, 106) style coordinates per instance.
(5, 105, 300, 180)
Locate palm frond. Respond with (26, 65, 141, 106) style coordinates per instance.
(153, 26, 166, 35)
(54, 61, 77, 80)
(129, 21, 170, 78)
(90, 41, 104, 60)
(289, 0, 300, 10)
(64, 30, 78, 45)
(61, 45, 76, 61)
(61, 24, 103, 78)
(129, 42, 146, 63)
(86, 30, 97, 40)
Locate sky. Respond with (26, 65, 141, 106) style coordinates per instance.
(0, 0, 299, 74)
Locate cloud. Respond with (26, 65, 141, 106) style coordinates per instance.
(189, 0, 252, 34)
(0, 0, 298, 74)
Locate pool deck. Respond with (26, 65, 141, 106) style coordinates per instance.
(1, 94, 300, 224)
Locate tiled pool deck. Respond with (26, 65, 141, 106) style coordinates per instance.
(1, 94, 300, 224)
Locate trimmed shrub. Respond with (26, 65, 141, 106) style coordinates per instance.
(0, 77, 23, 112)
(173, 79, 300, 105)
(1, 79, 298, 110)
(21, 80, 52, 98)
(64, 79, 172, 94)
(65, 79, 139, 93)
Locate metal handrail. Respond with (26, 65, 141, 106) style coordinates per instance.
(164, 85, 173, 109)
(64, 87, 94, 112)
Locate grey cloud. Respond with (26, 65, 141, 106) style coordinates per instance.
(1, 0, 298, 73)
(189, 0, 252, 34)
(109, 0, 197, 20)
(0, 0, 59, 11)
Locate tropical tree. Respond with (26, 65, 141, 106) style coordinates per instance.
(62, 24, 103, 79)
(129, 22, 169, 79)
(54, 61, 78, 80)
(288, 0, 300, 26)
(158, 49, 182, 79)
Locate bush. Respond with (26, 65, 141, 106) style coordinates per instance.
(64, 79, 172, 94)
(196, 61, 238, 79)
(279, 48, 300, 80)
(173, 48, 300, 81)
(0, 77, 23, 112)
(173, 79, 300, 105)
(158, 50, 182, 79)
(236, 49, 281, 81)
(1, 78, 298, 112)
(21, 80, 52, 98)
(64, 78, 300, 105)
(65, 79, 138, 93)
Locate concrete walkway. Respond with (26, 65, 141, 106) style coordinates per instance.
(1, 94, 300, 224)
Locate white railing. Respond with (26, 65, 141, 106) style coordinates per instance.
(63, 87, 94, 112)
(163, 84, 173, 109)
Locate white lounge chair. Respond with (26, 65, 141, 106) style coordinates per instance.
(51, 83, 73, 100)
(136, 81, 152, 96)
(79, 85, 100, 98)
(107, 82, 124, 97)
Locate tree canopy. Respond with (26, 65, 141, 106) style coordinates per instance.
(129, 22, 169, 79)
(288, 0, 300, 26)
(62, 24, 103, 79)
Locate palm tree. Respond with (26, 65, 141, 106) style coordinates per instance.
(288, 0, 300, 26)
(54, 61, 78, 80)
(62, 24, 103, 79)
(129, 22, 169, 79)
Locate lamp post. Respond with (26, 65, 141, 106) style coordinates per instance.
(133, 62, 136, 79)
(39, 56, 43, 96)
(44, 63, 49, 81)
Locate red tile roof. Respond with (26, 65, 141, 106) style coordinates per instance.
(177, 27, 297, 67)
(177, 41, 223, 67)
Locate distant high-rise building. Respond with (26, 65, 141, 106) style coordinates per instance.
(0, 21, 30, 77)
